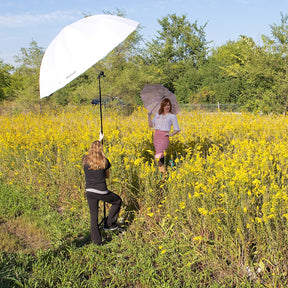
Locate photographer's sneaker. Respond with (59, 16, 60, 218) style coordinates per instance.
(103, 223, 118, 231)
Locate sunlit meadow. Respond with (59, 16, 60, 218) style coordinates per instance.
(1, 105, 288, 286)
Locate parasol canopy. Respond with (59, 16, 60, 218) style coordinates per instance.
(140, 84, 180, 115)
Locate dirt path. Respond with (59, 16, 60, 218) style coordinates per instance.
(0, 217, 50, 254)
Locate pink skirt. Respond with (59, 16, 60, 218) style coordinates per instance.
(153, 130, 169, 159)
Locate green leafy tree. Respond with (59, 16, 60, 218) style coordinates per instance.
(262, 13, 288, 114)
(143, 14, 208, 95)
(0, 60, 13, 101)
(212, 37, 268, 111)
(176, 38, 249, 105)
(213, 13, 288, 114)
(196, 36, 279, 112)
(12, 40, 44, 104)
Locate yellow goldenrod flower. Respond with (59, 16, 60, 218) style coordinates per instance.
(198, 208, 208, 215)
(193, 236, 203, 242)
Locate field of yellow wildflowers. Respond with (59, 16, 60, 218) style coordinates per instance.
(1, 105, 288, 287)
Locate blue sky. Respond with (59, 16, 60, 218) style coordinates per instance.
(0, 0, 287, 66)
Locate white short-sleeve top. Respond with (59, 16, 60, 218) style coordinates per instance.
(152, 113, 180, 132)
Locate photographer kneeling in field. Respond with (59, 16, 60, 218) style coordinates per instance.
(82, 133, 122, 245)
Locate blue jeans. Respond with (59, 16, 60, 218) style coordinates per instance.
(86, 191, 122, 245)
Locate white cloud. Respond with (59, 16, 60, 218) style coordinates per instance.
(0, 11, 79, 27)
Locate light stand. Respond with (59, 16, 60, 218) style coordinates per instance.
(97, 71, 107, 226)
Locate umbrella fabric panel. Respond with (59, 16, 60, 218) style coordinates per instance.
(40, 15, 139, 98)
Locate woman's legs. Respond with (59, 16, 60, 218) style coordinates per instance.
(86, 193, 101, 245)
(87, 190, 122, 227)
(86, 191, 122, 244)
(157, 156, 166, 174)
(153, 130, 169, 174)
(102, 192, 122, 227)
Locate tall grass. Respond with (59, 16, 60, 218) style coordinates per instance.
(1, 105, 288, 287)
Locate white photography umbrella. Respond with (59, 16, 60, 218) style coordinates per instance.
(39, 14, 139, 98)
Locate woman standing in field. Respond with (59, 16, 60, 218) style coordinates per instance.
(83, 136, 122, 245)
(148, 98, 180, 174)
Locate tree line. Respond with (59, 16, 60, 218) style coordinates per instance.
(0, 12, 288, 114)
